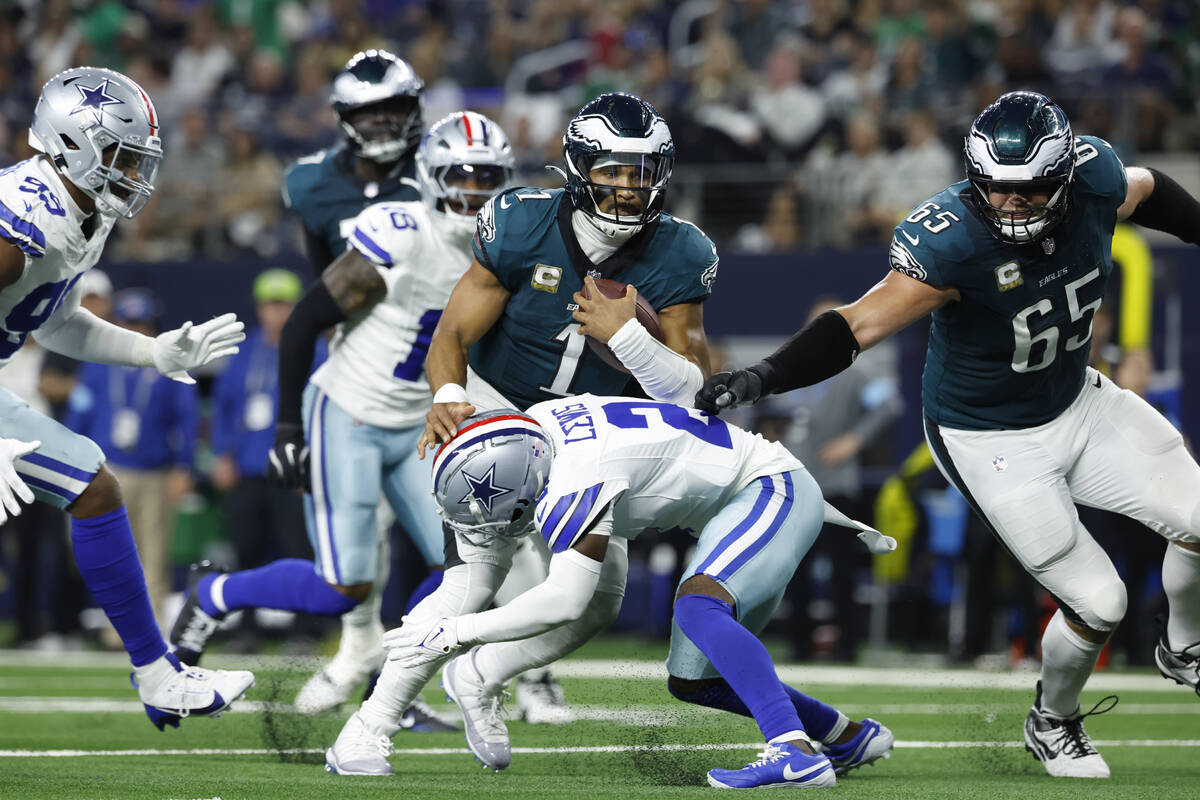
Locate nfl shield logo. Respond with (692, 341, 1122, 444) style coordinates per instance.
(1042, 237, 1056, 255)
(992, 455, 1008, 472)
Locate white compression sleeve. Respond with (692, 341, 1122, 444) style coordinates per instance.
(33, 306, 155, 366)
(455, 548, 603, 645)
(606, 318, 703, 405)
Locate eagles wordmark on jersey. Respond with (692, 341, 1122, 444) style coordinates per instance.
(469, 187, 718, 409)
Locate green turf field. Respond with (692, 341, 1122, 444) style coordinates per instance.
(1, 636, 1197, 800)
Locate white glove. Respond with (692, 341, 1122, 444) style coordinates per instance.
(383, 615, 462, 668)
(153, 313, 246, 384)
(0, 438, 40, 524)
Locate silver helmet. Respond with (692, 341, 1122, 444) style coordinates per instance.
(331, 49, 424, 164)
(416, 111, 515, 236)
(431, 410, 553, 542)
(29, 66, 163, 219)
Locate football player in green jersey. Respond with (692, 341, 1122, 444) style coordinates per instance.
(699, 91, 1200, 779)
(415, 93, 717, 730)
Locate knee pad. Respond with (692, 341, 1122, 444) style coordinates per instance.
(1082, 579, 1128, 631)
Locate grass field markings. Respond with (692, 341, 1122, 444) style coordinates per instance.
(0, 651, 1180, 692)
(3, 740, 1200, 758)
(2, 697, 1197, 719)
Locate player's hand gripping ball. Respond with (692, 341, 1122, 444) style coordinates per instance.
(577, 277, 664, 373)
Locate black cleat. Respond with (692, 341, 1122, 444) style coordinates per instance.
(169, 561, 226, 666)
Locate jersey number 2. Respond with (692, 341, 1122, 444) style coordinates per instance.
(1011, 268, 1102, 373)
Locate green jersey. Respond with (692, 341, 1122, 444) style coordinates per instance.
(470, 188, 718, 410)
(889, 136, 1128, 429)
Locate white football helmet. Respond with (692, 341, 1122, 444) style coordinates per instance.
(28, 66, 162, 219)
(416, 111, 515, 237)
(431, 410, 553, 543)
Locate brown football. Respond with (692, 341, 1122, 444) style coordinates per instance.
(581, 277, 665, 373)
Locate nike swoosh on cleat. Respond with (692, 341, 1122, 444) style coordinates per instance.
(783, 760, 830, 781)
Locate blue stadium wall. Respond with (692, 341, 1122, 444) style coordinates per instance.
(99, 246, 1200, 454)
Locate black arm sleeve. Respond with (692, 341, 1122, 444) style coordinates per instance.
(757, 310, 861, 395)
(1127, 167, 1200, 245)
(276, 281, 347, 430)
(303, 225, 336, 277)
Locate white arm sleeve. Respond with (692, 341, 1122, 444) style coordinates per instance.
(454, 548, 603, 645)
(606, 318, 703, 406)
(33, 306, 155, 366)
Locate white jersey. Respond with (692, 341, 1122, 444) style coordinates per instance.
(527, 394, 804, 552)
(310, 201, 472, 429)
(0, 156, 115, 368)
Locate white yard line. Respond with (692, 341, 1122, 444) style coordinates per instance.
(0, 697, 1195, 724)
(0, 651, 1182, 692)
(1, 740, 1198, 758)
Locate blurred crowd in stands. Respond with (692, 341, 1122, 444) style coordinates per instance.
(0, 0, 1196, 254)
(0, 0, 1189, 668)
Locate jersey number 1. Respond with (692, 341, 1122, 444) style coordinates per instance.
(393, 309, 442, 381)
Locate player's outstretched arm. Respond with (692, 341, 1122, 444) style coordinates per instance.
(1122, 166, 1200, 244)
(384, 532, 610, 667)
(35, 279, 245, 381)
(696, 270, 955, 413)
(418, 260, 510, 456)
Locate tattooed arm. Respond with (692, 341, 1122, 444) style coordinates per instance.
(275, 250, 386, 432)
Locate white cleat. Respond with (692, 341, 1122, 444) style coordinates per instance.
(325, 711, 395, 776)
(443, 648, 512, 771)
(133, 652, 255, 731)
(295, 639, 385, 715)
(1023, 681, 1116, 778)
(1155, 637, 1200, 696)
(516, 670, 574, 725)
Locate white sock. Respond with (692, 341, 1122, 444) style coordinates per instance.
(1039, 610, 1105, 718)
(474, 591, 622, 692)
(1163, 543, 1200, 655)
(133, 654, 175, 686)
(358, 656, 443, 733)
(769, 730, 813, 748)
(492, 536, 552, 682)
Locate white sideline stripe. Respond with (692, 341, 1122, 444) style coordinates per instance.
(2, 740, 1199, 758)
(0, 651, 1185, 692)
(1, 697, 1196, 721)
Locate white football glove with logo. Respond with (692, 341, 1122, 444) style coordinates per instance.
(383, 615, 462, 668)
(153, 313, 246, 384)
(0, 438, 40, 524)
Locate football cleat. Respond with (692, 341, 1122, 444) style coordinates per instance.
(169, 561, 226, 666)
(516, 671, 574, 725)
(325, 711, 395, 776)
(823, 718, 894, 775)
(443, 648, 512, 771)
(707, 743, 836, 789)
(295, 626, 386, 715)
(132, 652, 254, 731)
(399, 696, 462, 733)
(1023, 681, 1116, 778)
(1154, 637, 1200, 696)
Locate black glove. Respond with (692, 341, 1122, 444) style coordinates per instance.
(694, 362, 773, 414)
(267, 422, 310, 491)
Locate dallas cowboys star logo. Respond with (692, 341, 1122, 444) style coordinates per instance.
(69, 79, 125, 126)
(459, 464, 513, 513)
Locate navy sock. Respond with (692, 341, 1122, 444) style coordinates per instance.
(673, 593, 804, 741)
(206, 559, 358, 616)
(668, 677, 841, 741)
(72, 507, 167, 667)
(403, 570, 444, 614)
